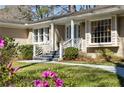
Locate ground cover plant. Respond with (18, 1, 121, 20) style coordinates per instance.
(63, 47, 124, 67)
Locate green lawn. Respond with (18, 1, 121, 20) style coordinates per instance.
(61, 61, 124, 67)
(12, 62, 124, 87)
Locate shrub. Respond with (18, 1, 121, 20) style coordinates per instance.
(74, 51, 95, 62)
(18, 45, 33, 60)
(0, 36, 19, 86)
(0, 36, 18, 65)
(97, 48, 114, 62)
(64, 47, 78, 60)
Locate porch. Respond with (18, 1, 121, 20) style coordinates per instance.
(31, 6, 123, 60)
(32, 20, 86, 60)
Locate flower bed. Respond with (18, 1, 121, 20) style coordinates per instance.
(34, 70, 64, 87)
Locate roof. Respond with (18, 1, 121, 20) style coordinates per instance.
(0, 18, 30, 24)
(0, 5, 119, 25)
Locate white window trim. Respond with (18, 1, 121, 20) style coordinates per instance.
(44, 28, 49, 43)
(88, 18, 113, 46)
(33, 27, 50, 44)
(32, 29, 38, 43)
(65, 25, 70, 40)
(65, 24, 80, 41)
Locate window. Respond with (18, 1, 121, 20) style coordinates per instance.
(66, 24, 80, 40)
(33, 27, 49, 43)
(34, 29, 38, 42)
(78, 25, 81, 38)
(74, 25, 77, 38)
(66, 25, 71, 40)
(45, 27, 49, 41)
(39, 28, 44, 42)
(91, 19, 111, 43)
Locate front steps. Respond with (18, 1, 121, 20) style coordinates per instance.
(33, 50, 60, 61)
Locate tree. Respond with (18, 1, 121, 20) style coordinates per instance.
(0, 5, 96, 21)
(35, 5, 49, 19)
(0, 5, 33, 21)
(55, 5, 69, 15)
(32, 5, 55, 20)
(68, 5, 76, 13)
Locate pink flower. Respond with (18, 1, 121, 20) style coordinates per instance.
(7, 62, 12, 69)
(42, 81, 50, 87)
(34, 70, 64, 87)
(42, 71, 50, 78)
(13, 67, 20, 73)
(55, 78, 64, 87)
(7, 62, 20, 77)
(7, 62, 20, 73)
(33, 80, 42, 87)
(49, 71, 57, 78)
(0, 38, 5, 48)
(33, 80, 50, 87)
(42, 71, 58, 78)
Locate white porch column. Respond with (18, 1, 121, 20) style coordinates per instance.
(55, 29, 58, 50)
(111, 15, 118, 46)
(51, 23, 55, 51)
(85, 20, 88, 52)
(33, 44, 36, 57)
(71, 19, 74, 47)
(59, 42, 63, 60)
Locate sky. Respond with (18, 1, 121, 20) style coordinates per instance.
(0, 5, 93, 10)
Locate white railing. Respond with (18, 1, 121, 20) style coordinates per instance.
(59, 39, 72, 60)
(81, 39, 86, 51)
(33, 44, 43, 57)
(62, 38, 82, 50)
(63, 39, 72, 49)
(74, 38, 82, 50)
(59, 38, 83, 60)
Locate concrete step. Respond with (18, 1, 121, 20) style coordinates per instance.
(41, 54, 59, 58)
(33, 57, 59, 61)
(33, 50, 60, 61)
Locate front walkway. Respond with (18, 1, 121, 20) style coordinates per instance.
(18, 60, 124, 77)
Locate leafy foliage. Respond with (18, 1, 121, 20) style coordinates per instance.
(33, 70, 64, 87)
(97, 48, 116, 62)
(0, 36, 18, 65)
(96, 48, 124, 63)
(64, 47, 78, 60)
(0, 36, 19, 86)
(18, 45, 33, 60)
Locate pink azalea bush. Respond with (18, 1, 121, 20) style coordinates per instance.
(34, 80, 50, 87)
(0, 36, 19, 86)
(42, 70, 58, 78)
(7, 62, 20, 78)
(0, 38, 5, 48)
(33, 70, 64, 87)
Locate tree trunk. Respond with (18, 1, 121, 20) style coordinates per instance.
(68, 5, 76, 13)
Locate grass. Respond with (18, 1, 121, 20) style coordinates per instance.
(61, 61, 114, 65)
(61, 60, 124, 67)
(11, 62, 124, 87)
